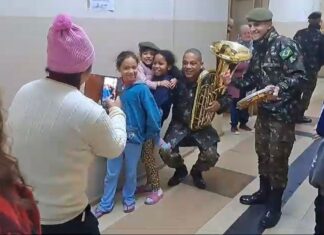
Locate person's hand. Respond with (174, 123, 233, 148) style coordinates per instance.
(220, 70, 231, 86)
(265, 85, 281, 101)
(103, 96, 122, 110)
(313, 133, 321, 140)
(205, 100, 221, 113)
(158, 80, 171, 88)
(170, 78, 178, 89)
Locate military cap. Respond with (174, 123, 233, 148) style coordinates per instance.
(308, 11, 322, 20)
(138, 41, 159, 52)
(246, 8, 273, 22)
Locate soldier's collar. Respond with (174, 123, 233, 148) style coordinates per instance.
(308, 24, 321, 30)
(185, 79, 198, 87)
(266, 27, 279, 43)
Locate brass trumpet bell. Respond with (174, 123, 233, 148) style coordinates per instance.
(210, 40, 252, 63)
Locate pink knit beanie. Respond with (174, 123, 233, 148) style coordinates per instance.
(47, 14, 95, 74)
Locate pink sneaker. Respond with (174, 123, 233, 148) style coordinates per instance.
(144, 188, 163, 205)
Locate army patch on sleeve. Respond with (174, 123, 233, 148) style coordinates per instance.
(279, 47, 293, 60)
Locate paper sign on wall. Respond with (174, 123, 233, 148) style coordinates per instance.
(88, 0, 115, 12)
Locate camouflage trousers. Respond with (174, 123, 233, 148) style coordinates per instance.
(160, 120, 220, 172)
(255, 114, 295, 189)
(300, 74, 317, 116)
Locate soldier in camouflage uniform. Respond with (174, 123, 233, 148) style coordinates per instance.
(293, 11, 324, 123)
(159, 48, 231, 190)
(229, 8, 307, 229)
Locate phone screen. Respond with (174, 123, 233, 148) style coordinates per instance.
(101, 76, 118, 102)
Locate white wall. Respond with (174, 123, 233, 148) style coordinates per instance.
(269, 0, 320, 37)
(0, 0, 228, 108)
(0, 0, 174, 19)
(0, 0, 228, 21)
(270, 0, 320, 22)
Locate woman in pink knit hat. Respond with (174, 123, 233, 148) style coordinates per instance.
(7, 14, 127, 234)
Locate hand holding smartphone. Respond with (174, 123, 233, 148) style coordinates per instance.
(104, 96, 122, 109)
(101, 76, 120, 110)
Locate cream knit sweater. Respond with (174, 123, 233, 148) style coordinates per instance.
(7, 78, 126, 225)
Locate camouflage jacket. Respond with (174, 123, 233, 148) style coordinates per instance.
(172, 70, 231, 128)
(293, 25, 324, 76)
(232, 28, 307, 123)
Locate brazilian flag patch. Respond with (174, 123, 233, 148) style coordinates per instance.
(279, 47, 293, 60)
(289, 55, 297, 63)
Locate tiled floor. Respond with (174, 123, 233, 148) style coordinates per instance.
(96, 79, 324, 234)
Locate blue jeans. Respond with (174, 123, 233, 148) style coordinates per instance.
(98, 142, 142, 211)
(230, 97, 249, 128)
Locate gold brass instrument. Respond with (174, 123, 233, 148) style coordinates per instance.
(190, 40, 252, 131)
(236, 86, 275, 110)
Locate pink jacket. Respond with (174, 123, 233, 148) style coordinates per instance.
(137, 61, 157, 90)
(227, 61, 250, 98)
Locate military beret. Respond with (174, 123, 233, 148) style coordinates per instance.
(246, 8, 273, 22)
(308, 11, 322, 20)
(138, 41, 159, 52)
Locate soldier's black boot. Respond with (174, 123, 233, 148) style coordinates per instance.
(260, 188, 284, 229)
(168, 165, 188, 187)
(314, 190, 324, 235)
(296, 116, 312, 123)
(240, 176, 270, 205)
(190, 168, 206, 189)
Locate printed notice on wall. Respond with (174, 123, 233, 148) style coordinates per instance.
(88, 0, 115, 12)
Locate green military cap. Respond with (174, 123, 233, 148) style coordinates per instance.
(246, 8, 273, 22)
(308, 11, 321, 20)
(138, 41, 160, 52)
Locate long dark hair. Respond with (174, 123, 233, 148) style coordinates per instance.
(155, 50, 182, 79)
(46, 66, 92, 90)
(0, 100, 28, 204)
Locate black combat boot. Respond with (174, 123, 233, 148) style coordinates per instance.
(190, 168, 206, 189)
(168, 165, 188, 187)
(240, 176, 270, 205)
(260, 188, 284, 228)
(296, 116, 312, 123)
(314, 191, 324, 235)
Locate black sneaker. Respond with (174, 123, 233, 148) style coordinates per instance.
(231, 126, 240, 135)
(168, 165, 188, 187)
(190, 169, 206, 189)
(239, 124, 253, 131)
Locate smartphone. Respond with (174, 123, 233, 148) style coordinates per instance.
(101, 76, 118, 103)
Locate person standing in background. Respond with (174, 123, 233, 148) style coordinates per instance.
(227, 18, 235, 39)
(227, 24, 253, 134)
(294, 11, 324, 123)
